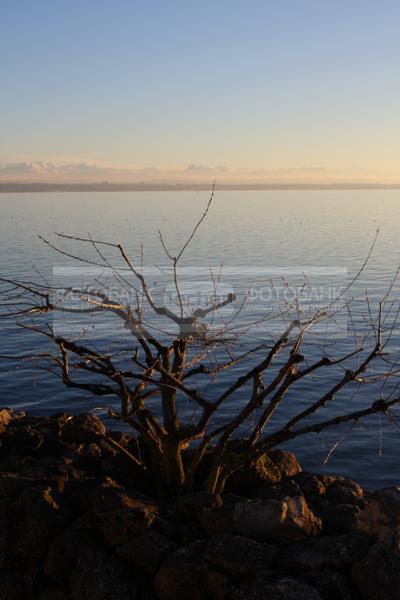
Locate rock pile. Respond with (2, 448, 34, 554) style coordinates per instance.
(0, 408, 399, 600)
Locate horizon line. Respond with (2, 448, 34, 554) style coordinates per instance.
(2, 181, 400, 193)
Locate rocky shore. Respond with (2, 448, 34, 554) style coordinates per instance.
(1, 408, 399, 600)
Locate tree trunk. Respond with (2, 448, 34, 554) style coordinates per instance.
(160, 440, 186, 497)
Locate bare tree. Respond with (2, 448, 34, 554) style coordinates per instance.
(1, 187, 400, 497)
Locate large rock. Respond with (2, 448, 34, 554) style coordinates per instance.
(322, 476, 365, 508)
(171, 492, 222, 521)
(63, 476, 105, 513)
(294, 472, 327, 501)
(12, 485, 68, 564)
(230, 576, 322, 600)
(294, 473, 364, 534)
(0, 567, 38, 600)
(169, 492, 222, 542)
(44, 525, 96, 585)
(204, 533, 277, 576)
(116, 530, 177, 575)
(355, 487, 400, 539)
(200, 495, 321, 541)
(301, 570, 356, 600)
(294, 473, 365, 512)
(277, 533, 372, 572)
(154, 540, 231, 600)
(268, 449, 302, 478)
(320, 503, 360, 535)
(226, 449, 301, 494)
(95, 505, 157, 546)
(70, 547, 139, 600)
(244, 479, 304, 504)
(352, 529, 400, 600)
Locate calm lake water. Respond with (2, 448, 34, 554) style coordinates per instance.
(1, 189, 400, 488)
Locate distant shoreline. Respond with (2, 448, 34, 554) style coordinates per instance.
(1, 181, 400, 193)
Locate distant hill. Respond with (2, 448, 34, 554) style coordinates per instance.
(1, 161, 399, 190)
(1, 181, 400, 193)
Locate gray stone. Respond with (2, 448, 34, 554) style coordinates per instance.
(352, 528, 400, 600)
(294, 473, 327, 500)
(70, 547, 139, 600)
(355, 486, 400, 539)
(230, 576, 322, 600)
(321, 503, 360, 534)
(204, 533, 277, 576)
(98, 506, 157, 546)
(154, 540, 231, 600)
(323, 476, 365, 508)
(278, 533, 372, 572)
(301, 569, 356, 600)
(44, 526, 95, 585)
(116, 530, 177, 575)
(200, 495, 321, 541)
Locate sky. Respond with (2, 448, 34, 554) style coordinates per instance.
(1, 0, 400, 181)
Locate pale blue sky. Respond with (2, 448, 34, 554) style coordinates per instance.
(1, 0, 400, 175)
